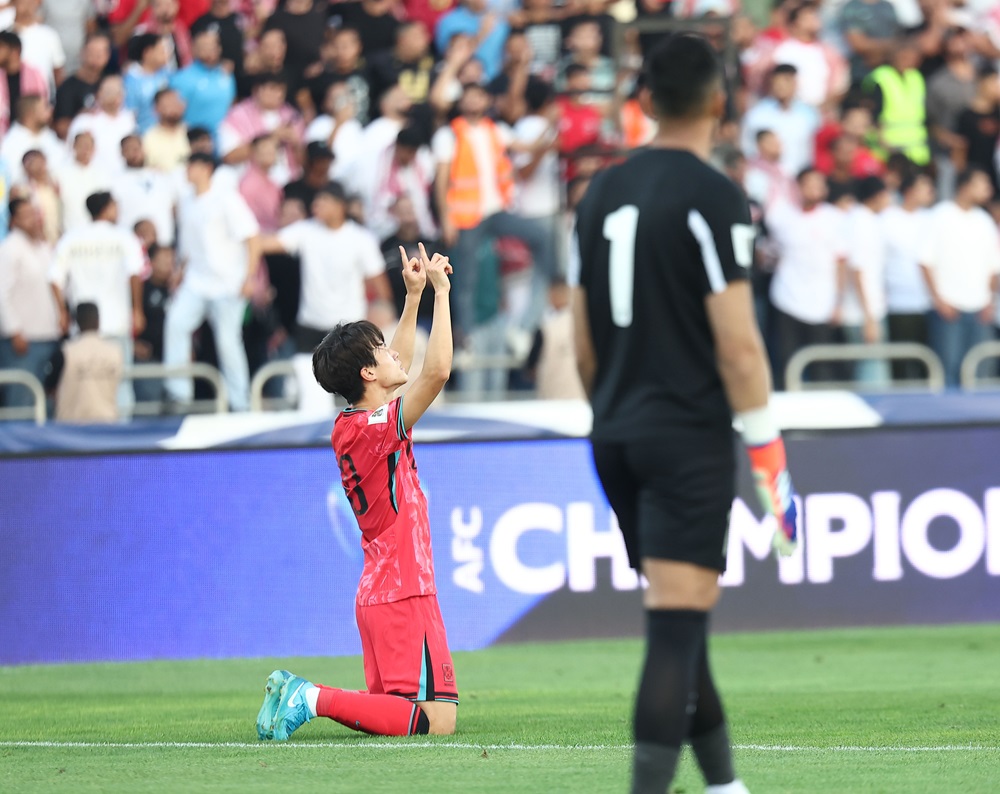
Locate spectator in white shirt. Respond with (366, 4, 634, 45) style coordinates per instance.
(744, 129, 796, 212)
(741, 63, 820, 178)
(66, 74, 137, 176)
(165, 152, 261, 411)
(0, 94, 62, 184)
(305, 79, 365, 186)
(0, 195, 61, 407)
(58, 131, 111, 233)
(50, 191, 145, 414)
(113, 134, 178, 245)
(768, 167, 849, 388)
(842, 176, 892, 386)
(260, 180, 392, 414)
(768, 2, 848, 110)
(920, 167, 1000, 386)
(883, 171, 934, 379)
(366, 125, 437, 241)
(9, 0, 65, 95)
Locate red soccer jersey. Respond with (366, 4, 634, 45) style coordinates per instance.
(331, 397, 437, 607)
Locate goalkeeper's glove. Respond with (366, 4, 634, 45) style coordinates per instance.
(738, 407, 798, 557)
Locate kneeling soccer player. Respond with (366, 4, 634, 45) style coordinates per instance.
(257, 243, 458, 740)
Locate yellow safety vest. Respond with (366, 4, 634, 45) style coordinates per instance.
(868, 65, 930, 165)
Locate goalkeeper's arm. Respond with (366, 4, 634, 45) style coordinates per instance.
(705, 280, 798, 556)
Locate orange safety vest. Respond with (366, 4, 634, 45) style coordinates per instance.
(446, 116, 514, 230)
(621, 99, 653, 149)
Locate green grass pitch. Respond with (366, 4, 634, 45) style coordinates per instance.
(2, 624, 999, 793)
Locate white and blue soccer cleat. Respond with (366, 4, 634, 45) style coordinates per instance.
(256, 670, 292, 740)
(270, 673, 316, 741)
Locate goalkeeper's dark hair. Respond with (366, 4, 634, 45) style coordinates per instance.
(643, 34, 723, 120)
(312, 321, 386, 405)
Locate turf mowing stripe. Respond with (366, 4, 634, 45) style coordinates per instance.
(0, 741, 996, 752)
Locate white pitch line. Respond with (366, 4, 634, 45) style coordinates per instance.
(0, 741, 996, 753)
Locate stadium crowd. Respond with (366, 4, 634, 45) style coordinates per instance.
(0, 0, 999, 420)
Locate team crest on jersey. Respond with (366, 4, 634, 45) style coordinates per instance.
(442, 663, 455, 685)
(368, 405, 389, 425)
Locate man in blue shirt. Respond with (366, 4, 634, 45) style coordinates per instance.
(124, 33, 171, 134)
(169, 29, 235, 138)
(435, 0, 509, 82)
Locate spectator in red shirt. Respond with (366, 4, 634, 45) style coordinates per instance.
(557, 63, 602, 179)
(815, 104, 884, 177)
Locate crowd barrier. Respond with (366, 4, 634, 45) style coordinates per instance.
(2, 396, 1000, 665)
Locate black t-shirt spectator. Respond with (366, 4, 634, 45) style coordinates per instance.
(329, 2, 399, 57)
(264, 6, 326, 75)
(54, 75, 98, 126)
(367, 51, 435, 108)
(139, 281, 170, 362)
(190, 12, 245, 77)
(957, 107, 1000, 189)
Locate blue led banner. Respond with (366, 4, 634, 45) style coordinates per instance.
(2, 428, 999, 665)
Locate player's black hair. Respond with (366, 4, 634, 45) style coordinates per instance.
(129, 32, 162, 65)
(643, 34, 723, 120)
(76, 302, 100, 332)
(86, 191, 114, 220)
(855, 175, 886, 204)
(312, 321, 387, 404)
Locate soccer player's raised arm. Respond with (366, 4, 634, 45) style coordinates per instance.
(401, 247, 453, 431)
(390, 244, 427, 373)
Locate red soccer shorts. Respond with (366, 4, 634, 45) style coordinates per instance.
(355, 594, 459, 704)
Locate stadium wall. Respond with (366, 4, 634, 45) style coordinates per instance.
(2, 421, 1000, 665)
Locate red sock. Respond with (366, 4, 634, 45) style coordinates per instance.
(315, 687, 428, 736)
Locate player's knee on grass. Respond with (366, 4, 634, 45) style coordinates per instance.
(417, 701, 456, 735)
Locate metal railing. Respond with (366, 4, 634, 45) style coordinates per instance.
(785, 343, 946, 393)
(0, 370, 46, 424)
(248, 354, 529, 412)
(960, 341, 1000, 390)
(128, 363, 229, 415)
(249, 361, 297, 413)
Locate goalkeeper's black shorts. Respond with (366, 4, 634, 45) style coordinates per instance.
(591, 429, 735, 573)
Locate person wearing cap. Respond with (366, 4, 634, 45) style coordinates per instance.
(164, 152, 262, 411)
(740, 63, 820, 177)
(219, 72, 305, 185)
(260, 180, 393, 413)
(841, 175, 892, 385)
(49, 190, 145, 416)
